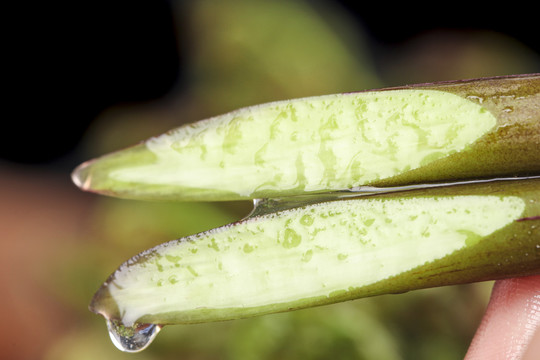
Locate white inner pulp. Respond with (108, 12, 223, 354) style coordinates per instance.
(109, 89, 496, 196)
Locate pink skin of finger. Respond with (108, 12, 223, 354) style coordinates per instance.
(465, 275, 540, 360)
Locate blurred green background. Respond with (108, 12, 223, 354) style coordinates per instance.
(2, 0, 539, 359)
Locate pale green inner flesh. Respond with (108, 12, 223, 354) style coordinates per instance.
(107, 195, 524, 326)
(105, 90, 495, 198)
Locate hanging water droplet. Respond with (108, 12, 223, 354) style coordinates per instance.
(106, 319, 162, 353)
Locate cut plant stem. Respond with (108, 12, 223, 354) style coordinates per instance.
(72, 74, 540, 201)
(90, 178, 540, 328)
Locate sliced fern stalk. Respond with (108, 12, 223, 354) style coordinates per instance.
(72, 74, 540, 201)
(90, 178, 540, 327)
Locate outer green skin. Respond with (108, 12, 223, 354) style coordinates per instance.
(73, 74, 540, 202)
(90, 178, 540, 326)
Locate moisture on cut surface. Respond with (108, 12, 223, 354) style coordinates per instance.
(74, 89, 496, 200)
(97, 195, 524, 326)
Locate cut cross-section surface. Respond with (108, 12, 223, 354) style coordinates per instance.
(91, 192, 529, 327)
(73, 89, 496, 200)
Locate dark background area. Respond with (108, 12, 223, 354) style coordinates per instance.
(3, 0, 539, 167)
